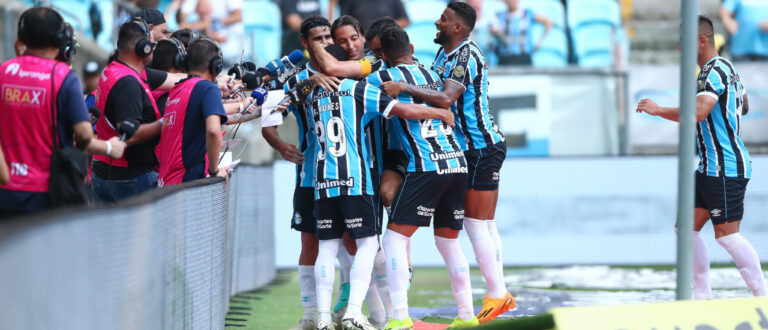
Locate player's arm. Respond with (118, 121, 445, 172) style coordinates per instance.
(147, 68, 187, 91)
(533, 13, 553, 51)
(635, 95, 716, 122)
(389, 102, 455, 126)
(382, 79, 464, 109)
(311, 43, 373, 78)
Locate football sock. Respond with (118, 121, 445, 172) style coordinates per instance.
(435, 235, 474, 321)
(298, 265, 317, 321)
(365, 276, 386, 325)
(373, 247, 394, 319)
(691, 231, 713, 299)
(465, 217, 506, 299)
(487, 219, 505, 285)
(382, 229, 411, 320)
(316, 239, 340, 323)
(335, 242, 353, 308)
(717, 233, 767, 296)
(348, 236, 378, 316)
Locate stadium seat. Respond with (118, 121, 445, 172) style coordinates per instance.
(405, 0, 445, 26)
(567, 0, 621, 68)
(483, 0, 507, 19)
(530, 24, 568, 68)
(405, 24, 439, 65)
(520, 0, 566, 28)
(242, 0, 282, 66)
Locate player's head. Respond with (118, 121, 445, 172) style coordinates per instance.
(132, 8, 168, 41)
(150, 38, 186, 73)
(117, 18, 156, 65)
(17, 7, 73, 58)
(185, 38, 223, 80)
(380, 27, 413, 67)
(366, 17, 399, 58)
(300, 16, 333, 59)
(171, 28, 201, 48)
(331, 15, 366, 60)
(435, 1, 476, 45)
(698, 15, 716, 53)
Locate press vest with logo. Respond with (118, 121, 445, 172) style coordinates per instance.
(93, 61, 159, 167)
(157, 77, 209, 186)
(0, 56, 71, 193)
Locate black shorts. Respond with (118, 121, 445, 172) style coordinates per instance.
(291, 186, 316, 233)
(465, 141, 505, 190)
(694, 171, 749, 225)
(371, 169, 383, 235)
(383, 150, 408, 178)
(390, 171, 467, 230)
(314, 195, 379, 240)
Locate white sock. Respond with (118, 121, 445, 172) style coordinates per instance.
(464, 217, 506, 298)
(487, 219, 505, 285)
(382, 230, 410, 320)
(717, 233, 767, 296)
(373, 248, 393, 319)
(298, 265, 318, 321)
(348, 236, 379, 316)
(335, 242, 353, 308)
(365, 276, 386, 325)
(385, 206, 392, 217)
(691, 231, 713, 299)
(316, 239, 340, 323)
(435, 236, 474, 321)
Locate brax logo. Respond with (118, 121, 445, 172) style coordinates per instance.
(5, 63, 19, 75)
(3, 84, 45, 107)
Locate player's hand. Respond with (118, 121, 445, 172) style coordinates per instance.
(279, 143, 304, 164)
(441, 109, 455, 127)
(636, 98, 660, 116)
(309, 73, 341, 91)
(380, 81, 403, 98)
(107, 136, 127, 159)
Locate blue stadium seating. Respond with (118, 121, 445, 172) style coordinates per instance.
(483, 0, 507, 19)
(567, 0, 620, 67)
(723, 0, 768, 57)
(520, 0, 568, 68)
(405, 24, 439, 65)
(242, 0, 282, 66)
(405, 0, 445, 27)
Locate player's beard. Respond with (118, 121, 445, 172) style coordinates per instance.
(434, 30, 449, 45)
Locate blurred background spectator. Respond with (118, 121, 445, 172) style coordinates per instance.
(491, 0, 553, 66)
(719, 0, 768, 61)
(328, 0, 409, 31)
(280, 0, 320, 55)
(178, 0, 244, 66)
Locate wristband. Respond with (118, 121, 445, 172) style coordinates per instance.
(208, 168, 218, 177)
(105, 141, 112, 156)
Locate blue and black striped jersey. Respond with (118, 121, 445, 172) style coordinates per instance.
(432, 39, 504, 150)
(696, 56, 751, 178)
(366, 64, 467, 173)
(283, 64, 317, 188)
(307, 79, 398, 199)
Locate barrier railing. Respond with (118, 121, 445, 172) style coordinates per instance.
(0, 165, 275, 330)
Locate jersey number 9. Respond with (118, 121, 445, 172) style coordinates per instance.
(316, 117, 347, 160)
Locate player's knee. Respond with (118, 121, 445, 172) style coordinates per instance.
(434, 227, 460, 239)
(379, 184, 397, 206)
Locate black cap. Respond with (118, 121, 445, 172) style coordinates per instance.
(132, 8, 166, 26)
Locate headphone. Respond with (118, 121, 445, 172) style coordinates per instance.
(130, 18, 154, 58)
(187, 38, 223, 76)
(167, 37, 186, 71)
(18, 8, 77, 62)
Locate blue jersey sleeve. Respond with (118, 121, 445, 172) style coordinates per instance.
(356, 81, 397, 118)
(447, 45, 475, 88)
(698, 64, 727, 100)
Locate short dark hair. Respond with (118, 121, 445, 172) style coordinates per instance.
(447, 1, 476, 31)
(117, 20, 150, 53)
(366, 17, 398, 41)
(150, 39, 181, 71)
(17, 7, 67, 49)
(380, 27, 410, 60)
(186, 38, 220, 73)
(300, 16, 331, 39)
(331, 15, 364, 40)
(699, 15, 715, 43)
(171, 28, 200, 48)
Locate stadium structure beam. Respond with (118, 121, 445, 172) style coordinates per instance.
(676, 0, 698, 301)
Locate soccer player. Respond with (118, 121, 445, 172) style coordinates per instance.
(367, 26, 478, 329)
(380, 1, 513, 323)
(156, 38, 232, 186)
(636, 15, 766, 299)
(262, 16, 332, 330)
(304, 52, 455, 330)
